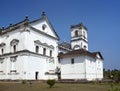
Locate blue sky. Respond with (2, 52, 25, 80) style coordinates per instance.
(0, 0, 120, 70)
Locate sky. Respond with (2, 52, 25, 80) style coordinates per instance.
(0, 0, 120, 70)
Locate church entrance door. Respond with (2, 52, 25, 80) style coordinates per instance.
(35, 72, 39, 80)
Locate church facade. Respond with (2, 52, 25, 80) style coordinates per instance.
(0, 12, 103, 81)
(0, 13, 59, 80)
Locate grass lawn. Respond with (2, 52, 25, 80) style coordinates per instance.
(0, 81, 111, 91)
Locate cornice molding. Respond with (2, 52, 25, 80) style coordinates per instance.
(34, 40, 54, 49)
(10, 39, 19, 46)
(0, 50, 53, 59)
(71, 38, 88, 43)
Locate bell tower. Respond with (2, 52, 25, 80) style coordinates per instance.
(70, 23, 88, 50)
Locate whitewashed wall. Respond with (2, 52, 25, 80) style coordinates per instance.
(0, 56, 28, 80)
(96, 59, 103, 80)
(29, 19, 59, 66)
(61, 56, 86, 79)
(0, 19, 59, 80)
(0, 28, 26, 54)
(85, 56, 97, 80)
(85, 56, 103, 80)
(60, 55, 103, 81)
(27, 56, 52, 80)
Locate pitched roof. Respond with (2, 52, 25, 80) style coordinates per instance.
(29, 12, 59, 40)
(0, 17, 29, 35)
(0, 12, 59, 40)
(58, 49, 103, 60)
(92, 52, 104, 60)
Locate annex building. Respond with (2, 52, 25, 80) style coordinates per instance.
(0, 12, 103, 81)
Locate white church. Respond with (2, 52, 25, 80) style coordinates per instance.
(0, 12, 103, 81)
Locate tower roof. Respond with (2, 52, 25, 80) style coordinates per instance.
(59, 41, 71, 49)
(71, 23, 87, 30)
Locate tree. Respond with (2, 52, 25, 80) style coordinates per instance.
(111, 69, 120, 82)
(104, 69, 120, 82)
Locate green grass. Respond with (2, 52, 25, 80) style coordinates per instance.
(0, 82, 111, 91)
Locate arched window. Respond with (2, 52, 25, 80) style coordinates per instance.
(73, 45, 80, 50)
(75, 30, 78, 37)
(10, 39, 19, 46)
(13, 45, 16, 53)
(84, 45, 87, 49)
(43, 48, 46, 55)
(42, 24, 47, 30)
(83, 31, 85, 36)
(10, 39, 19, 53)
(35, 46, 39, 53)
(83, 31, 86, 38)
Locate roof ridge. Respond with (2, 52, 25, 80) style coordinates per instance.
(1, 17, 29, 30)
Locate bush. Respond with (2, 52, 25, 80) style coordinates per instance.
(46, 79, 56, 88)
(21, 80, 27, 84)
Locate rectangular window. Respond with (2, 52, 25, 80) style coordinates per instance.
(71, 58, 74, 64)
(13, 45, 16, 53)
(36, 46, 39, 53)
(43, 48, 46, 55)
(1, 48, 4, 55)
(50, 50, 52, 57)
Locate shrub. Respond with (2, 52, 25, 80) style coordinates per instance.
(47, 79, 56, 88)
(21, 80, 27, 84)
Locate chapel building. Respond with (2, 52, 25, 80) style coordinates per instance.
(58, 23, 103, 81)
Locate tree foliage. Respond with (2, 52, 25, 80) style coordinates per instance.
(104, 69, 120, 82)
